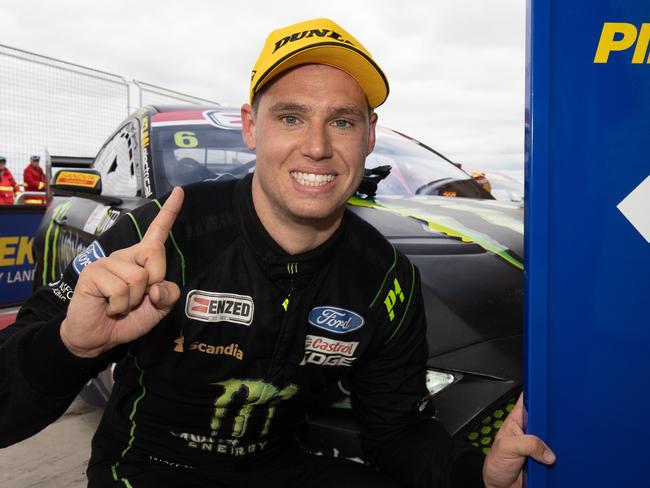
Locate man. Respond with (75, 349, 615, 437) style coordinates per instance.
(22, 154, 47, 204)
(0, 156, 20, 205)
(0, 18, 553, 487)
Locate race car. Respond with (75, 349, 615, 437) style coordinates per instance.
(32, 105, 523, 458)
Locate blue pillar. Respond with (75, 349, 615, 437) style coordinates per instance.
(526, 0, 650, 486)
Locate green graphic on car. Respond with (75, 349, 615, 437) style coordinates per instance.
(348, 196, 523, 270)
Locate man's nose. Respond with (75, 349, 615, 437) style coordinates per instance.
(300, 122, 333, 161)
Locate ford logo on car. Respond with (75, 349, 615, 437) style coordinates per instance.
(308, 306, 365, 334)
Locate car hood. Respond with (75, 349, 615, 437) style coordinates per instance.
(347, 195, 524, 379)
(347, 195, 523, 268)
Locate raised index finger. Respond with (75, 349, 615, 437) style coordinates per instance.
(142, 187, 184, 243)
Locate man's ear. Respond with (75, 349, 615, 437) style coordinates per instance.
(366, 111, 378, 156)
(241, 104, 256, 150)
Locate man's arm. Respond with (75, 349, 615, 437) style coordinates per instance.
(23, 167, 36, 189)
(0, 290, 120, 446)
(350, 257, 554, 487)
(350, 261, 485, 487)
(0, 187, 184, 446)
(7, 169, 19, 191)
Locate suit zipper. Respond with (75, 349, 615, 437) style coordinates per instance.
(266, 268, 297, 382)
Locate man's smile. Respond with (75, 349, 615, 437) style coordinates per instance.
(290, 171, 336, 187)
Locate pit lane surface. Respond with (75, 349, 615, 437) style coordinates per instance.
(0, 398, 102, 487)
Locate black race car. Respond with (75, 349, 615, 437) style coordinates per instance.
(33, 105, 523, 458)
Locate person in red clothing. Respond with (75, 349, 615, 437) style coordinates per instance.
(0, 157, 20, 205)
(22, 155, 46, 204)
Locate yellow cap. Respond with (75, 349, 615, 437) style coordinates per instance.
(250, 18, 389, 109)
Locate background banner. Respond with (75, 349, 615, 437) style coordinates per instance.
(526, 0, 649, 485)
(0, 206, 46, 307)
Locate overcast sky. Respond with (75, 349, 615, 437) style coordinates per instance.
(0, 0, 526, 180)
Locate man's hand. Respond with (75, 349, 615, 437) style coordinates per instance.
(483, 394, 556, 488)
(60, 187, 184, 358)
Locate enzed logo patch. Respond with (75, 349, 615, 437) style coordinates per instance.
(308, 306, 364, 334)
(72, 241, 106, 275)
(185, 290, 254, 325)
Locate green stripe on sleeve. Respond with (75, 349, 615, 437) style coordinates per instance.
(50, 224, 61, 282)
(120, 356, 146, 459)
(111, 355, 145, 487)
(369, 244, 397, 308)
(41, 208, 58, 285)
(126, 212, 144, 241)
(41, 203, 67, 286)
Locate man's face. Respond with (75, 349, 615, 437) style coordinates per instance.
(241, 64, 377, 226)
(31, 159, 40, 167)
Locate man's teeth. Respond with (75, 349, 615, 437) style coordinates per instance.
(291, 172, 335, 187)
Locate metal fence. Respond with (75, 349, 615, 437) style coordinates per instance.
(0, 44, 130, 183)
(135, 80, 220, 108)
(0, 44, 220, 185)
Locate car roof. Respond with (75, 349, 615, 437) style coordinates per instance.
(147, 104, 225, 114)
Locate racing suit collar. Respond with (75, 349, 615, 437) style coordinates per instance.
(235, 174, 347, 283)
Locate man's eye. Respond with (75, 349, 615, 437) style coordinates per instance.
(333, 119, 352, 129)
(281, 115, 298, 125)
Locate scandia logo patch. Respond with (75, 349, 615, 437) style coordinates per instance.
(185, 290, 254, 325)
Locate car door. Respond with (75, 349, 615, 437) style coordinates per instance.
(34, 120, 143, 287)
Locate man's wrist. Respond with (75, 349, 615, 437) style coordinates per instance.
(59, 318, 104, 358)
(16, 319, 110, 396)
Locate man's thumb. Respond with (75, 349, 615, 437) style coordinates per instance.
(149, 281, 181, 310)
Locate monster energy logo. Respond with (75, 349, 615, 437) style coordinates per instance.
(210, 379, 298, 438)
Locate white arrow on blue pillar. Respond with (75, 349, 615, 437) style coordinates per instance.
(617, 175, 650, 243)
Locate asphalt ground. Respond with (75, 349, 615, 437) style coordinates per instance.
(0, 398, 102, 488)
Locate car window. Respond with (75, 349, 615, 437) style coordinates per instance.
(93, 122, 139, 197)
(151, 124, 256, 195)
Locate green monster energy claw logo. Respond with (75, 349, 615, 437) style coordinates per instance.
(210, 379, 298, 438)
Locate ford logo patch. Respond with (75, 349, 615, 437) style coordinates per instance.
(72, 240, 106, 275)
(308, 306, 364, 334)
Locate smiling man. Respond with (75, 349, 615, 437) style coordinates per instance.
(0, 18, 553, 487)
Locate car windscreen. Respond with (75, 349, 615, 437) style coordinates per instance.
(366, 129, 491, 198)
(151, 123, 489, 199)
(151, 124, 256, 195)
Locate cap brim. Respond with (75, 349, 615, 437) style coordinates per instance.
(252, 42, 389, 109)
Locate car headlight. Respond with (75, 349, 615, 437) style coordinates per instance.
(425, 369, 457, 396)
(326, 370, 458, 410)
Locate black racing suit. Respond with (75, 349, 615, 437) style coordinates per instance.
(0, 175, 484, 487)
